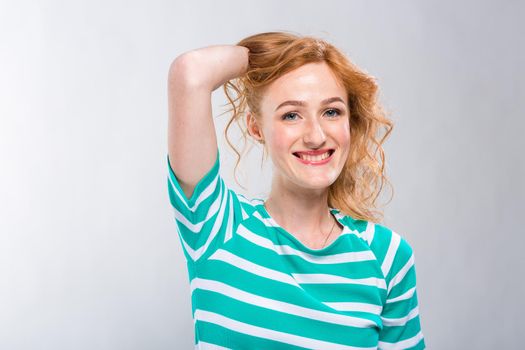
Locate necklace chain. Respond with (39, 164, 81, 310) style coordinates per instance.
(322, 217, 337, 248)
(264, 201, 337, 249)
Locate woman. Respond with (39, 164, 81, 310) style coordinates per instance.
(167, 31, 425, 349)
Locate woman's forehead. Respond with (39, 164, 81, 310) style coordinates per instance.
(261, 63, 348, 111)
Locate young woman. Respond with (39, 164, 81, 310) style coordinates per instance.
(167, 31, 425, 349)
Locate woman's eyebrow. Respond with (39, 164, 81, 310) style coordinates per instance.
(274, 97, 345, 111)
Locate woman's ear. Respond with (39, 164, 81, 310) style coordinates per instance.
(246, 112, 264, 143)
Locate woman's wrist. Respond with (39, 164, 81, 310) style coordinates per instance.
(170, 45, 249, 91)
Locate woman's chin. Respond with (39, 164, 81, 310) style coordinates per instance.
(297, 176, 338, 190)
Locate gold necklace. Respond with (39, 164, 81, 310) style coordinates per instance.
(321, 216, 337, 248)
(264, 201, 337, 248)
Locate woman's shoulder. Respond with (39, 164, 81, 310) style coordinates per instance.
(232, 193, 266, 221)
(335, 210, 415, 262)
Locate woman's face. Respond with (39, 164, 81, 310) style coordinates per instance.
(248, 61, 351, 192)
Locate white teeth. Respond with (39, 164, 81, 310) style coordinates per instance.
(298, 151, 331, 162)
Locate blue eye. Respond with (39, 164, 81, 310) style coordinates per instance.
(325, 108, 341, 118)
(281, 112, 298, 121)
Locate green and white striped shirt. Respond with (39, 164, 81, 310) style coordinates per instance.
(167, 149, 425, 349)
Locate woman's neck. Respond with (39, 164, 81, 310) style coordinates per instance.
(264, 181, 341, 247)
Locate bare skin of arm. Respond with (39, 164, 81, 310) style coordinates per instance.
(167, 45, 249, 199)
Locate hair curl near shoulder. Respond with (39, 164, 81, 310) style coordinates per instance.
(220, 31, 394, 223)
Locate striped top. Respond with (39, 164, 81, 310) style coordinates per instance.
(167, 149, 425, 350)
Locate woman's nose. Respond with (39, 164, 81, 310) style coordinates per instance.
(303, 118, 327, 146)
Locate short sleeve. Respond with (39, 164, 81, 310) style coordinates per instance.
(166, 149, 243, 263)
(378, 235, 426, 350)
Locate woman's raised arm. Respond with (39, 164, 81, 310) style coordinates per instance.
(167, 45, 249, 199)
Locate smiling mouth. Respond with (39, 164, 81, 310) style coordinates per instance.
(293, 149, 335, 162)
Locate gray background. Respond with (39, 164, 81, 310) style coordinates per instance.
(1, 0, 523, 349)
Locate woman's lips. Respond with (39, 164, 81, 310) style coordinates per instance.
(293, 149, 335, 165)
(293, 148, 334, 156)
